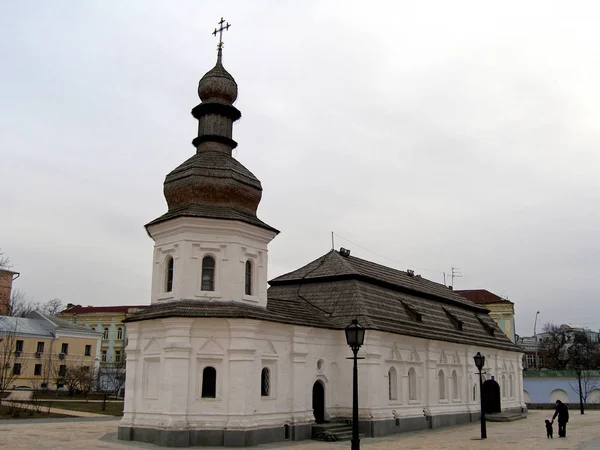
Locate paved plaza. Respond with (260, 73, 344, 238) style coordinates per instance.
(2, 410, 600, 449)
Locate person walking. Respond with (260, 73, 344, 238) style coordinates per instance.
(552, 400, 569, 437)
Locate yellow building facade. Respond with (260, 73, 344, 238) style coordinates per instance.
(58, 305, 147, 367)
(0, 312, 102, 389)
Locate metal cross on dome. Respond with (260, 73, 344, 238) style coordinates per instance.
(212, 17, 231, 50)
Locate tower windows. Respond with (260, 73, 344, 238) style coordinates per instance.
(261, 367, 270, 397)
(165, 256, 174, 293)
(201, 256, 215, 291)
(201, 366, 217, 398)
(245, 260, 253, 295)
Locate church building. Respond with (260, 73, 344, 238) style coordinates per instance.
(118, 23, 524, 448)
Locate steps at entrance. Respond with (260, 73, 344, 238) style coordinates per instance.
(486, 411, 527, 422)
(312, 422, 364, 442)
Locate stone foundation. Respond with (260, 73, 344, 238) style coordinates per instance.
(118, 409, 517, 447)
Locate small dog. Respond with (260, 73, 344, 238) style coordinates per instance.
(545, 419, 553, 438)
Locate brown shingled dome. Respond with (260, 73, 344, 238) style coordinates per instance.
(198, 59, 238, 104)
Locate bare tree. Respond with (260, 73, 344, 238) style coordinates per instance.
(41, 298, 64, 316)
(9, 289, 37, 317)
(539, 323, 571, 369)
(97, 359, 126, 410)
(0, 249, 10, 269)
(569, 370, 599, 404)
(8, 293, 64, 318)
(0, 318, 26, 406)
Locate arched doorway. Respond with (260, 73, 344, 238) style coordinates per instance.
(312, 381, 325, 423)
(482, 379, 501, 413)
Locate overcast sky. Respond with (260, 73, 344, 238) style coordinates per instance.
(1, 1, 599, 337)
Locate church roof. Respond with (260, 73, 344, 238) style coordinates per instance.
(127, 250, 520, 352)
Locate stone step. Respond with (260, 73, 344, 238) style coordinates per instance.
(313, 423, 364, 442)
(486, 412, 528, 422)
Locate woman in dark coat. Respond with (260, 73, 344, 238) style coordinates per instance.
(552, 400, 569, 437)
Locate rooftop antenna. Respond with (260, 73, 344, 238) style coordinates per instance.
(331, 231, 335, 251)
(451, 266, 462, 289)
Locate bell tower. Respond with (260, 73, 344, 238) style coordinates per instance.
(146, 20, 278, 308)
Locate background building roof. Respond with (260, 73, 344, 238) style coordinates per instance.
(455, 289, 514, 305)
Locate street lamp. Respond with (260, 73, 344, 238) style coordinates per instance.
(534, 311, 540, 370)
(473, 352, 487, 440)
(345, 319, 365, 450)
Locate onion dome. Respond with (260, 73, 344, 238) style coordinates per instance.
(146, 47, 278, 234)
(198, 50, 238, 104)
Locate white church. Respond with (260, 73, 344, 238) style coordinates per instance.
(118, 27, 524, 448)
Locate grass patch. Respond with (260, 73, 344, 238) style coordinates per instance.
(0, 404, 72, 420)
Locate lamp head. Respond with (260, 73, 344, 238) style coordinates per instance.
(473, 352, 485, 371)
(345, 318, 365, 351)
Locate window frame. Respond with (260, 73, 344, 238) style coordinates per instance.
(201, 255, 216, 292)
(408, 367, 418, 401)
(201, 366, 217, 398)
(13, 363, 21, 375)
(388, 367, 398, 401)
(61, 343, 69, 355)
(34, 364, 42, 376)
(84, 345, 92, 356)
(261, 367, 270, 397)
(15, 340, 24, 353)
(101, 350, 107, 362)
(36, 342, 45, 353)
(117, 327, 123, 340)
(438, 369, 446, 401)
(165, 255, 174, 293)
(245, 260, 253, 296)
(103, 328, 109, 340)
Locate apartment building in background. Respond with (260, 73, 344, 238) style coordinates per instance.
(0, 311, 102, 389)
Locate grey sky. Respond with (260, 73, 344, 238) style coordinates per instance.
(1, 1, 599, 337)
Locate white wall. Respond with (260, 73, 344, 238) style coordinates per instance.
(147, 218, 277, 308)
(121, 317, 525, 432)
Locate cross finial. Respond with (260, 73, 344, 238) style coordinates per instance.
(212, 17, 231, 52)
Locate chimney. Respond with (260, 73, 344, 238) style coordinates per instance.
(0, 268, 18, 315)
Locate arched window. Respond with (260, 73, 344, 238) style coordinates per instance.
(245, 260, 253, 296)
(408, 368, 417, 401)
(201, 256, 215, 291)
(452, 370, 459, 400)
(261, 367, 270, 397)
(438, 369, 446, 400)
(502, 375, 506, 398)
(117, 328, 123, 340)
(165, 255, 174, 292)
(509, 374, 514, 398)
(201, 366, 216, 398)
(103, 328, 109, 340)
(388, 367, 397, 400)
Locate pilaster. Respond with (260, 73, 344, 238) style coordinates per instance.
(161, 318, 193, 427)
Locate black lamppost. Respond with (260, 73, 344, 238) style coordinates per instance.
(473, 352, 487, 440)
(345, 319, 365, 450)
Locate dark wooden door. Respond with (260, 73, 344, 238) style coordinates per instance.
(312, 381, 325, 423)
(482, 379, 501, 413)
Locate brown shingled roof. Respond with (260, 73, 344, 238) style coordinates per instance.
(127, 251, 520, 352)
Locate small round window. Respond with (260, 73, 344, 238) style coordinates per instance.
(317, 359, 324, 371)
